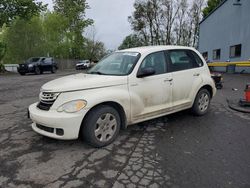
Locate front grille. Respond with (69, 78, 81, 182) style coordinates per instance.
(37, 124, 54, 133)
(20, 64, 27, 68)
(18, 64, 28, 71)
(37, 92, 59, 111)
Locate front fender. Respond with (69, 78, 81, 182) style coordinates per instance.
(52, 85, 131, 122)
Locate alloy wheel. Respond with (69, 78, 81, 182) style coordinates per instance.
(94, 113, 117, 142)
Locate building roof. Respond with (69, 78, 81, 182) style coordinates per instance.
(200, 0, 228, 24)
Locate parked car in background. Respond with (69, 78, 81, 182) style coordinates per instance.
(18, 57, 57, 75)
(76, 60, 91, 70)
(29, 46, 216, 147)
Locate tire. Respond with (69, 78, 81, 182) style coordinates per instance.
(81, 105, 121, 147)
(34, 66, 41, 75)
(51, 66, 56, 73)
(19, 72, 25, 76)
(192, 89, 211, 116)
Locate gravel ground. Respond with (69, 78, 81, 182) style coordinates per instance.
(0, 71, 249, 188)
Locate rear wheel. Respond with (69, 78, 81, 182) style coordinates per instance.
(192, 89, 211, 116)
(82, 105, 121, 147)
(19, 72, 25, 76)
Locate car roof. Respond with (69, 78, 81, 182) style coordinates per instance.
(118, 45, 196, 54)
(30, 57, 52, 59)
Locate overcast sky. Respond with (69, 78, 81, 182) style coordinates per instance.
(44, 0, 135, 50)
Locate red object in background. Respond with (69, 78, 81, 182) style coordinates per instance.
(245, 84, 250, 102)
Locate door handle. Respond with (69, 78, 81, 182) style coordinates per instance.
(193, 73, 200, 76)
(164, 78, 173, 82)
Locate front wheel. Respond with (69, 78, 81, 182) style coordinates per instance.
(34, 66, 41, 75)
(81, 105, 121, 147)
(192, 89, 211, 116)
(51, 66, 56, 73)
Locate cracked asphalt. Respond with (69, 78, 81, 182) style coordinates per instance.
(0, 71, 250, 188)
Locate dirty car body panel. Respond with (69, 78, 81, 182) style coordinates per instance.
(29, 46, 216, 143)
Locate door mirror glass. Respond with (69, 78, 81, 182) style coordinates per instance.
(137, 67, 155, 78)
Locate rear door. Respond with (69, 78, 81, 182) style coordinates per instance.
(166, 49, 204, 109)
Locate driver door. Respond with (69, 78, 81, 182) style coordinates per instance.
(128, 51, 173, 123)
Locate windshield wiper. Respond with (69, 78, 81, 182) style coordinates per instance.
(88, 71, 106, 75)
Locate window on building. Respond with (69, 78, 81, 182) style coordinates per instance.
(230, 44, 241, 58)
(202, 52, 208, 60)
(213, 49, 221, 60)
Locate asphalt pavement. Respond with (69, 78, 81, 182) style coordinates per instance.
(0, 71, 249, 188)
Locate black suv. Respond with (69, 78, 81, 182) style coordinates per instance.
(18, 57, 57, 75)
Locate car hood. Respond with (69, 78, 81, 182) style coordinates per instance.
(76, 62, 86, 65)
(41, 73, 128, 92)
(20, 62, 36, 66)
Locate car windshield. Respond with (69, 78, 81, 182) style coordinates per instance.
(26, 57, 40, 63)
(88, 52, 140, 76)
(79, 60, 88, 63)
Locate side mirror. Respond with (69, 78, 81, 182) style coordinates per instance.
(137, 67, 155, 78)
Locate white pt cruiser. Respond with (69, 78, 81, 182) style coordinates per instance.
(29, 46, 216, 147)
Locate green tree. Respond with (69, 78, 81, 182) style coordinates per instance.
(118, 34, 145, 50)
(0, 0, 46, 27)
(53, 0, 93, 59)
(3, 17, 45, 64)
(0, 42, 6, 62)
(202, 0, 223, 17)
(0, 26, 7, 62)
(43, 12, 70, 58)
(84, 39, 106, 61)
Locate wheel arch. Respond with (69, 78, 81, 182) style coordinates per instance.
(192, 84, 214, 106)
(200, 84, 213, 98)
(79, 101, 127, 137)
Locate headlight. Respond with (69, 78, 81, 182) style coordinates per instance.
(57, 100, 87, 113)
(28, 64, 33, 68)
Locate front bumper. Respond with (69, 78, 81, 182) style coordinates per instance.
(76, 65, 88, 69)
(18, 66, 35, 73)
(29, 103, 87, 140)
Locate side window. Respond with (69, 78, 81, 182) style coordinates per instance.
(168, 50, 202, 72)
(139, 51, 167, 75)
(190, 51, 204, 67)
(45, 58, 51, 63)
